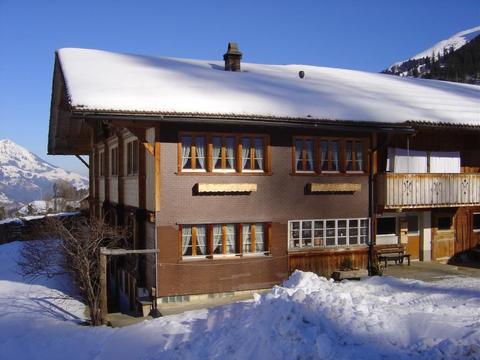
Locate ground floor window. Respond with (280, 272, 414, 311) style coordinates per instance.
(473, 213, 480, 232)
(288, 218, 369, 250)
(377, 217, 396, 236)
(181, 223, 270, 258)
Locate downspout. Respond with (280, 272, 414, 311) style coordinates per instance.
(368, 134, 375, 276)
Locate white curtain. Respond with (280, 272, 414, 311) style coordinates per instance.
(226, 137, 235, 169)
(213, 137, 221, 169)
(387, 148, 428, 173)
(242, 224, 251, 253)
(346, 141, 353, 171)
(356, 142, 363, 171)
(254, 138, 264, 170)
(306, 140, 314, 171)
(181, 137, 191, 168)
(430, 151, 460, 173)
(195, 137, 205, 169)
(213, 225, 222, 254)
(255, 224, 264, 252)
(226, 224, 236, 254)
(196, 225, 206, 255)
(332, 142, 339, 171)
(242, 138, 250, 170)
(295, 140, 302, 170)
(321, 141, 328, 170)
(182, 226, 192, 255)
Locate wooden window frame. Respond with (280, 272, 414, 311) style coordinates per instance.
(293, 136, 317, 173)
(180, 222, 271, 259)
(178, 134, 207, 172)
(178, 132, 271, 175)
(110, 146, 118, 176)
(288, 218, 369, 250)
(126, 140, 139, 176)
(473, 212, 480, 233)
(292, 136, 369, 175)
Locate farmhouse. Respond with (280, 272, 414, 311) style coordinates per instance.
(48, 44, 480, 313)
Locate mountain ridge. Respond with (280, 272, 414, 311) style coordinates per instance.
(0, 139, 88, 208)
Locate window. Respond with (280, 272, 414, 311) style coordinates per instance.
(242, 223, 266, 253)
(407, 215, 419, 235)
(294, 137, 315, 172)
(377, 217, 396, 236)
(127, 140, 139, 175)
(345, 140, 365, 172)
(99, 151, 105, 177)
(241, 137, 265, 171)
(178, 133, 269, 174)
(288, 218, 368, 249)
(110, 147, 118, 176)
(292, 136, 368, 174)
(181, 223, 270, 258)
(320, 140, 340, 172)
(181, 225, 207, 257)
(474, 213, 480, 232)
(437, 216, 452, 231)
(212, 136, 236, 171)
(181, 135, 206, 171)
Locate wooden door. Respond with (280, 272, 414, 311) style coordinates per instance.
(455, 208, 469, 254)
(432, 212, 455, 261)
(406, 214, 420, 260)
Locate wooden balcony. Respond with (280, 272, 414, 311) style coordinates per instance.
(376, 173, 480, 209)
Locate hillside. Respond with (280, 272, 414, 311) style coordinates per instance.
(0, 139, 88, 208)
(384, 25, 480, 84)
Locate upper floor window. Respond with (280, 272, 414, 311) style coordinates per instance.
(213, 135, 236, 172)
(99, 151, 105, 177)
(345, 140, 365, 172)
(320, 140, 340, 172)
(294, 138, 315, 172)
(242, 136, 265, 171)
(127, 140, 139, 175)
(110, 147, 118, 176)
(181, 135, 206, 171)
(292, 136, 368, 174)
(179, 133, 269, 174)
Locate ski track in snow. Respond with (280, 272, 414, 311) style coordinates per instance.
(1, 241, 480, 360)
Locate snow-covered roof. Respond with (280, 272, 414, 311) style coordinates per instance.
(57, 48, 480, 126)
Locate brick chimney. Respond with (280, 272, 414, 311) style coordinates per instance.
(223, 42, 242, 71)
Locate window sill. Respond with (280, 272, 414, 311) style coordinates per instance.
(177, 171, 272, 176)
(181, 169, 207, 173)
(288, 245, 368, 253)
(182, 256, 208, 261)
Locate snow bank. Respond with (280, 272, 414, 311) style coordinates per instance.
(1, 242, 480, 360)
(57, 48, 480, 126)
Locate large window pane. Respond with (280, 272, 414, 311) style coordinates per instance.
(377, 217, 396, 235)
(243, 224, 252, 253)
(225, 137, 235, 170)
(290, 221, 300, 248)
(213, 225, 223, 254)
(225, 224, 236, 253)
(356, 142, 364, 171)
(242, 137, 251, 170)
(295, 140, 303, 171)
(302, 221, 312, 247)
(195, 136, 206, 170)
(196, 225, 206, 255)
(181, 136, 192, 169)
(213, 137, 222, 169)
(346, 141, 353, 171)
(182, 226, 192, 256)
(254, 138, 264, 170)
(255, 224, 265, 252)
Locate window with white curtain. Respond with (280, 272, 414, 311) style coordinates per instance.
(320, 140, 340, 172)
(294, 137, 315, 172)
(181, 223, 269, 258)
(288, 218, 369, 250)
(345, 140, 365, 172)
(181, 135, 206, 171)
(179, 133, 268, 173)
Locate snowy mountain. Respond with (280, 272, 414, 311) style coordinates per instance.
(384, 25, 480, 78)
(0, 139, 88, 208)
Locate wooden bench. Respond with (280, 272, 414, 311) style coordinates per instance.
(376, 245, 411, 267)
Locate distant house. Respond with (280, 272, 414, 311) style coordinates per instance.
(48, 44, 480, 313)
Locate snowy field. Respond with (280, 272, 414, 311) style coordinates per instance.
(1, 241, 480, 360)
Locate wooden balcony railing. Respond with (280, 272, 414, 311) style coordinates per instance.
(376, 173, 480, 209)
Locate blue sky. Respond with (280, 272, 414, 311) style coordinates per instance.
(0, 0, 478, 176)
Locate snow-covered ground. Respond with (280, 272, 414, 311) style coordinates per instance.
(1, 241, 480, 360)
